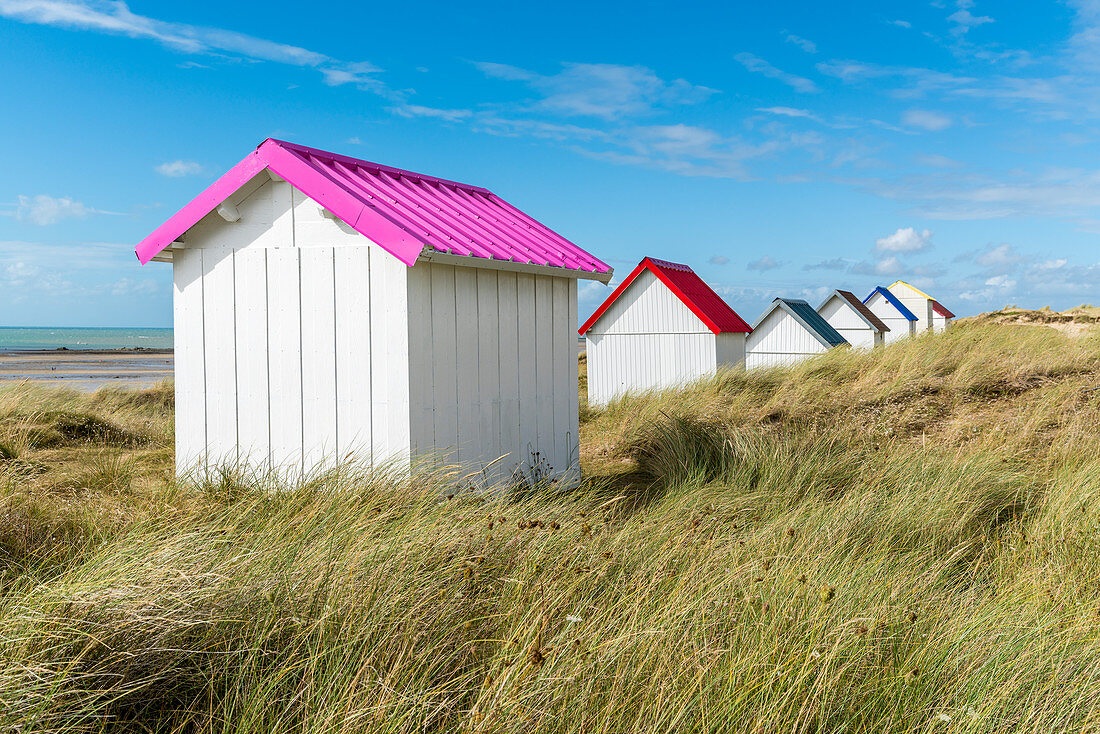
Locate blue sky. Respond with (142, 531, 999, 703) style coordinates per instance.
(1, 0, 1098, 327)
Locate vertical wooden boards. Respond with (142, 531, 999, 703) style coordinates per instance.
(201, 248, 237, 468)
(173, 247, 206, 474)
(300, 247, 338, 472)
(266, 247, 303, 473)
(476, 269, 501, 479)
(428, 264, 458, 465)
(551, 277, 572, 477)
(566, 279, 580, 481)
(234, 248, 270, 470)
(453, 267, 480, 463)
(496, 272, 520, 479)
(334, 247, 372, 463)
(516, 273, 537, 473)
(406, 264, 434, 460)
(370, 248, 410, 465)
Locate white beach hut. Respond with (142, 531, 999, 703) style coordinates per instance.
(887, 280, 955, 333)
(135, 139, 612, 484)
(816, 289, 890, 349)
(745, 297, 848, 369)
(863, 287, 918, 345)
(579, 257, 751, 407)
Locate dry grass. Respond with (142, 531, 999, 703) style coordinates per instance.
(3, 322, 1100, 732)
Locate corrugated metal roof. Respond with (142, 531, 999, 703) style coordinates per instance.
(136, 139, 612, 280)
(824, 290, 890, 332)
(931, 300, 956, 319)
(770, 298, 849, 347)
(864, 286, 919, 321)
(579, 257, 752, 335)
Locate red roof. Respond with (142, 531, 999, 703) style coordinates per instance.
(137, 139, 611, 279)
(931, 300, 956, 318)
(579, 257, 751, 335)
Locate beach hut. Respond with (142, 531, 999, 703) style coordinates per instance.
(863, 287, 918, 344)
(579, 257, 751, 406)
(135, 138, 612, 484)
(745, 297, 848, 369)
(816, 289, 889, 349)
(887, 280, 955, 333)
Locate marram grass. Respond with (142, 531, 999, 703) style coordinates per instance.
(3, 322, 1100, 732)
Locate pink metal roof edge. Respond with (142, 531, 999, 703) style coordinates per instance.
(136, 138, 612, 276)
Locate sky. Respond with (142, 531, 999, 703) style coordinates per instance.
(1, 0, 1099, 327)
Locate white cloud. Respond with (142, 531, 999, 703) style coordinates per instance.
(11, 194, 102, 225)
(475, 61, 715, 120)
(709, 255, 730, 265)
(0, 1, 393, 97)
(757, 106, 822, 122)
(155, 159, 202, 177)
(875, 227, 933, 252)
(902, 109, 952, 131)
(875, 256, 903, 275)
(915, 153, 963, 168)
(389, 104, 473, 122)
(888, 19, 912, 28)
(985, 274, 1016, 288)
(783, 32, 817, 53)
(975, 243, 1023, 267)
(747, 255, 782, 271)
(735, 53, 819, 93)
(948, 8, 994, 35)
(803, 257, 849, 271)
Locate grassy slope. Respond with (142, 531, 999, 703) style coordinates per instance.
(3, 321, 1100, 732)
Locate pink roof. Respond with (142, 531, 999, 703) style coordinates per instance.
(579, 257, 752, 335)
(136, 139, 611, 278)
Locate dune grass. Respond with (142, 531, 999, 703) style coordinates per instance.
(2, 322, 1100, 732)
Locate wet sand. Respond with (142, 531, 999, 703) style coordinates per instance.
(0, 350, 174, 392)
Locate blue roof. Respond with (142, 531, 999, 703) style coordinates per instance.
(752, 297, 849, 349)
(863, 286, 918, 321)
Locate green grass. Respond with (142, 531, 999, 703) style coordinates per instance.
(3, 322, 1100, 732)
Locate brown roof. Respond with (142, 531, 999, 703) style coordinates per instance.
(835, 290, 890, 332)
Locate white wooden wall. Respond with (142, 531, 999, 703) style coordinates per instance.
(584, 270, 741, 406)
(931, 313, 950, 333)
(173, 177, 411, 478)
(406, 262, 580, 486)
(745, 307, 828, 369)
(864, 292, 916, 345)
(818, 296, 881, 350)
(888, 283, 934, 333)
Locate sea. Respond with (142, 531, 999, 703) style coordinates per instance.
(0, 327, 173, 352)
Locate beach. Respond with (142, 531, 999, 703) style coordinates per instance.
(0, 349, 174, 391)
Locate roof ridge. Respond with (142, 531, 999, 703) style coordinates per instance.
(262, 139, 493, 195)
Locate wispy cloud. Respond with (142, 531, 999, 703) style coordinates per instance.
(783, 32, 817, 53)
(803, 257, 850, 271)
(709, 255, 730, 265)
(747, 255, 783, 271)
(901, 109, 953, 131)
(389, 104, 473, 122)
(155, 160, 202, 177)
(0, 1, 394, 96)
(735, 53, 819, 93)
(5, 194, 116, 225)
(474, 61, 716, 120)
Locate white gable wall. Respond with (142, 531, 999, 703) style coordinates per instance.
(818, 295, 882, 350)
(584, 270, 736, 407)
(864, 292, 916, 345)
(745, 307, 828, 369)
(931, 313, 950, 332)
(888, 283, 934, 333)
(406, 262, 580, 486)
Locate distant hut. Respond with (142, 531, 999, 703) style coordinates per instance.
(863, 287, 918, 344)
(134, 138, 613, 484)
(817, 289, 890, 349)
(746, 297, 848, 369)
(887, 280, 955, 333)
(580, 257, 751, 406)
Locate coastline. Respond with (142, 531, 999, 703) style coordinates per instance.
(0, 349, 175, 392)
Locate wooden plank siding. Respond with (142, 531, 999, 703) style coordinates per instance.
(406, 262, 579, 486)
(745, 308, 829, 370)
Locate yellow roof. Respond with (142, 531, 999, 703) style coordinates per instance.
(888, 280, 935, 301)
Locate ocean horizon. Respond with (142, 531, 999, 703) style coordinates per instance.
(0, 327, 173, 352)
